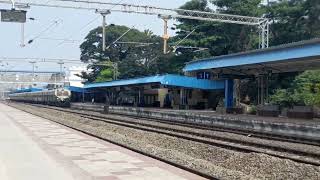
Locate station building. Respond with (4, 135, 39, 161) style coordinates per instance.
(184, 38, 320, 109)
(84, 74, 224, 109)
(82, 38, 320, 112)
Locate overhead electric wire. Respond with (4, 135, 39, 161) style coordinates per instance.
(56, 0, 125, 47)
(56, 15, 100, 46)
(38, 37, 81, 42)
(25, 19, 62, 45)
(0, 57, 86, 64)
(172, 29, 196, 50)
(106, 26, 134, 49)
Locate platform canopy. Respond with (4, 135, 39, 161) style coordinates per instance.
(65, 86, 89, 93)
(183, 38, 320, 76)
(84, 74, 224, 90)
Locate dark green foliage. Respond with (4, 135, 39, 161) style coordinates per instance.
(174, 0, 320, 57)
(270, 70, 320, 107)
(79, 25, 172, 82)
(267, 0, 320, 45)
(174, 0, 263, 59)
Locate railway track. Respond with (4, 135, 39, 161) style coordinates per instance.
(25, 103, 320, 166)
(110, 110, 320, 146)
(71, 104, 320, 147)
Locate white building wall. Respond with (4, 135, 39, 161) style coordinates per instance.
(65, 65, 89, 87)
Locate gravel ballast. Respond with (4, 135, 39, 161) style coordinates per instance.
(10, 103, 320, 180)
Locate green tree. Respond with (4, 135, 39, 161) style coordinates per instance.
(95, 69, 113, 82)
(270, 70, 320, 107)
(79, 25, 171, 82)
(175, 0, 320, 57)
(173, 0, 263, 60)
(266, 0, 320, 46)
(175, 0, 320, 105)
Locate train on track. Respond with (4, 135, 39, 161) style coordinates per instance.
(9, 88, 71, 107)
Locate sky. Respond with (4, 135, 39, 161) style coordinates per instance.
(0, 0, 190, 72)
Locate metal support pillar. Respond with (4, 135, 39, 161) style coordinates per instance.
(82, 88, 85, 103)
(224, 79, 234, 108)
(234, 79, 240, 107)
(138, 88, 144, 107)
(257, 76, 260, 105)
(20, 23, 25, 47)
(102, 14, 106, 51)
(259, 21, 269, 49)
(10, 0, 15, 9)
(29, 61, 36, 83)
(138, 89, 141, 106)
(57, 61, 64, 87)
(99, 11, 110, 51)
(257, 75, 268, 105)
(113, 62, 118, 80)
(104, 91, 110, 113)
(179, 88, 188, 109)
(266, 74, 269, 103)
(180, 88, 184, 109)
(159, 15, 171, 54)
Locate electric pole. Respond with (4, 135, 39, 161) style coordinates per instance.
(97, 10, 110, 51)
(57, 61, 64, 87)
(159, 15, 171, 54)
(29, 60, 36, 81)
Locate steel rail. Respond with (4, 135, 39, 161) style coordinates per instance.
(71, 104, 320, 146)
(24, 103, 320, 166)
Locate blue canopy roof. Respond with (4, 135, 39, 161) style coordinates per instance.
(84, 74, 224, 90)
(184, 38, 320, 74)
(65, 86, 89, 93)
(11, 87, 43, 94)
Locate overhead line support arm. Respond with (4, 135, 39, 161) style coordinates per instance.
(0, 0, 269, 48)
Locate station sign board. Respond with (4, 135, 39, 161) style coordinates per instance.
(197, 72, 211, 80)
(1, 9, 26, 23)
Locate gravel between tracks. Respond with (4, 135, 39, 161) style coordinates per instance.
(11, 103, 320, 180)
(69, 107, 320, 156)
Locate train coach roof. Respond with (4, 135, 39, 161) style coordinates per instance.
(84, 74, 224, 90)
(11, 87, 43, 94)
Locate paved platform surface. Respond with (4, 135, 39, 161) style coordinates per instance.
(0, 103, 205, 180)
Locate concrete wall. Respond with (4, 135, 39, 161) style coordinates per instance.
(108, 106, 320, 140)
(188, 89, 208, 108)
(70, 103, 320, 140)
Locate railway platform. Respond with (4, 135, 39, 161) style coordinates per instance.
(0, 103, 205, 180)
(71, 103, 320, 140)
